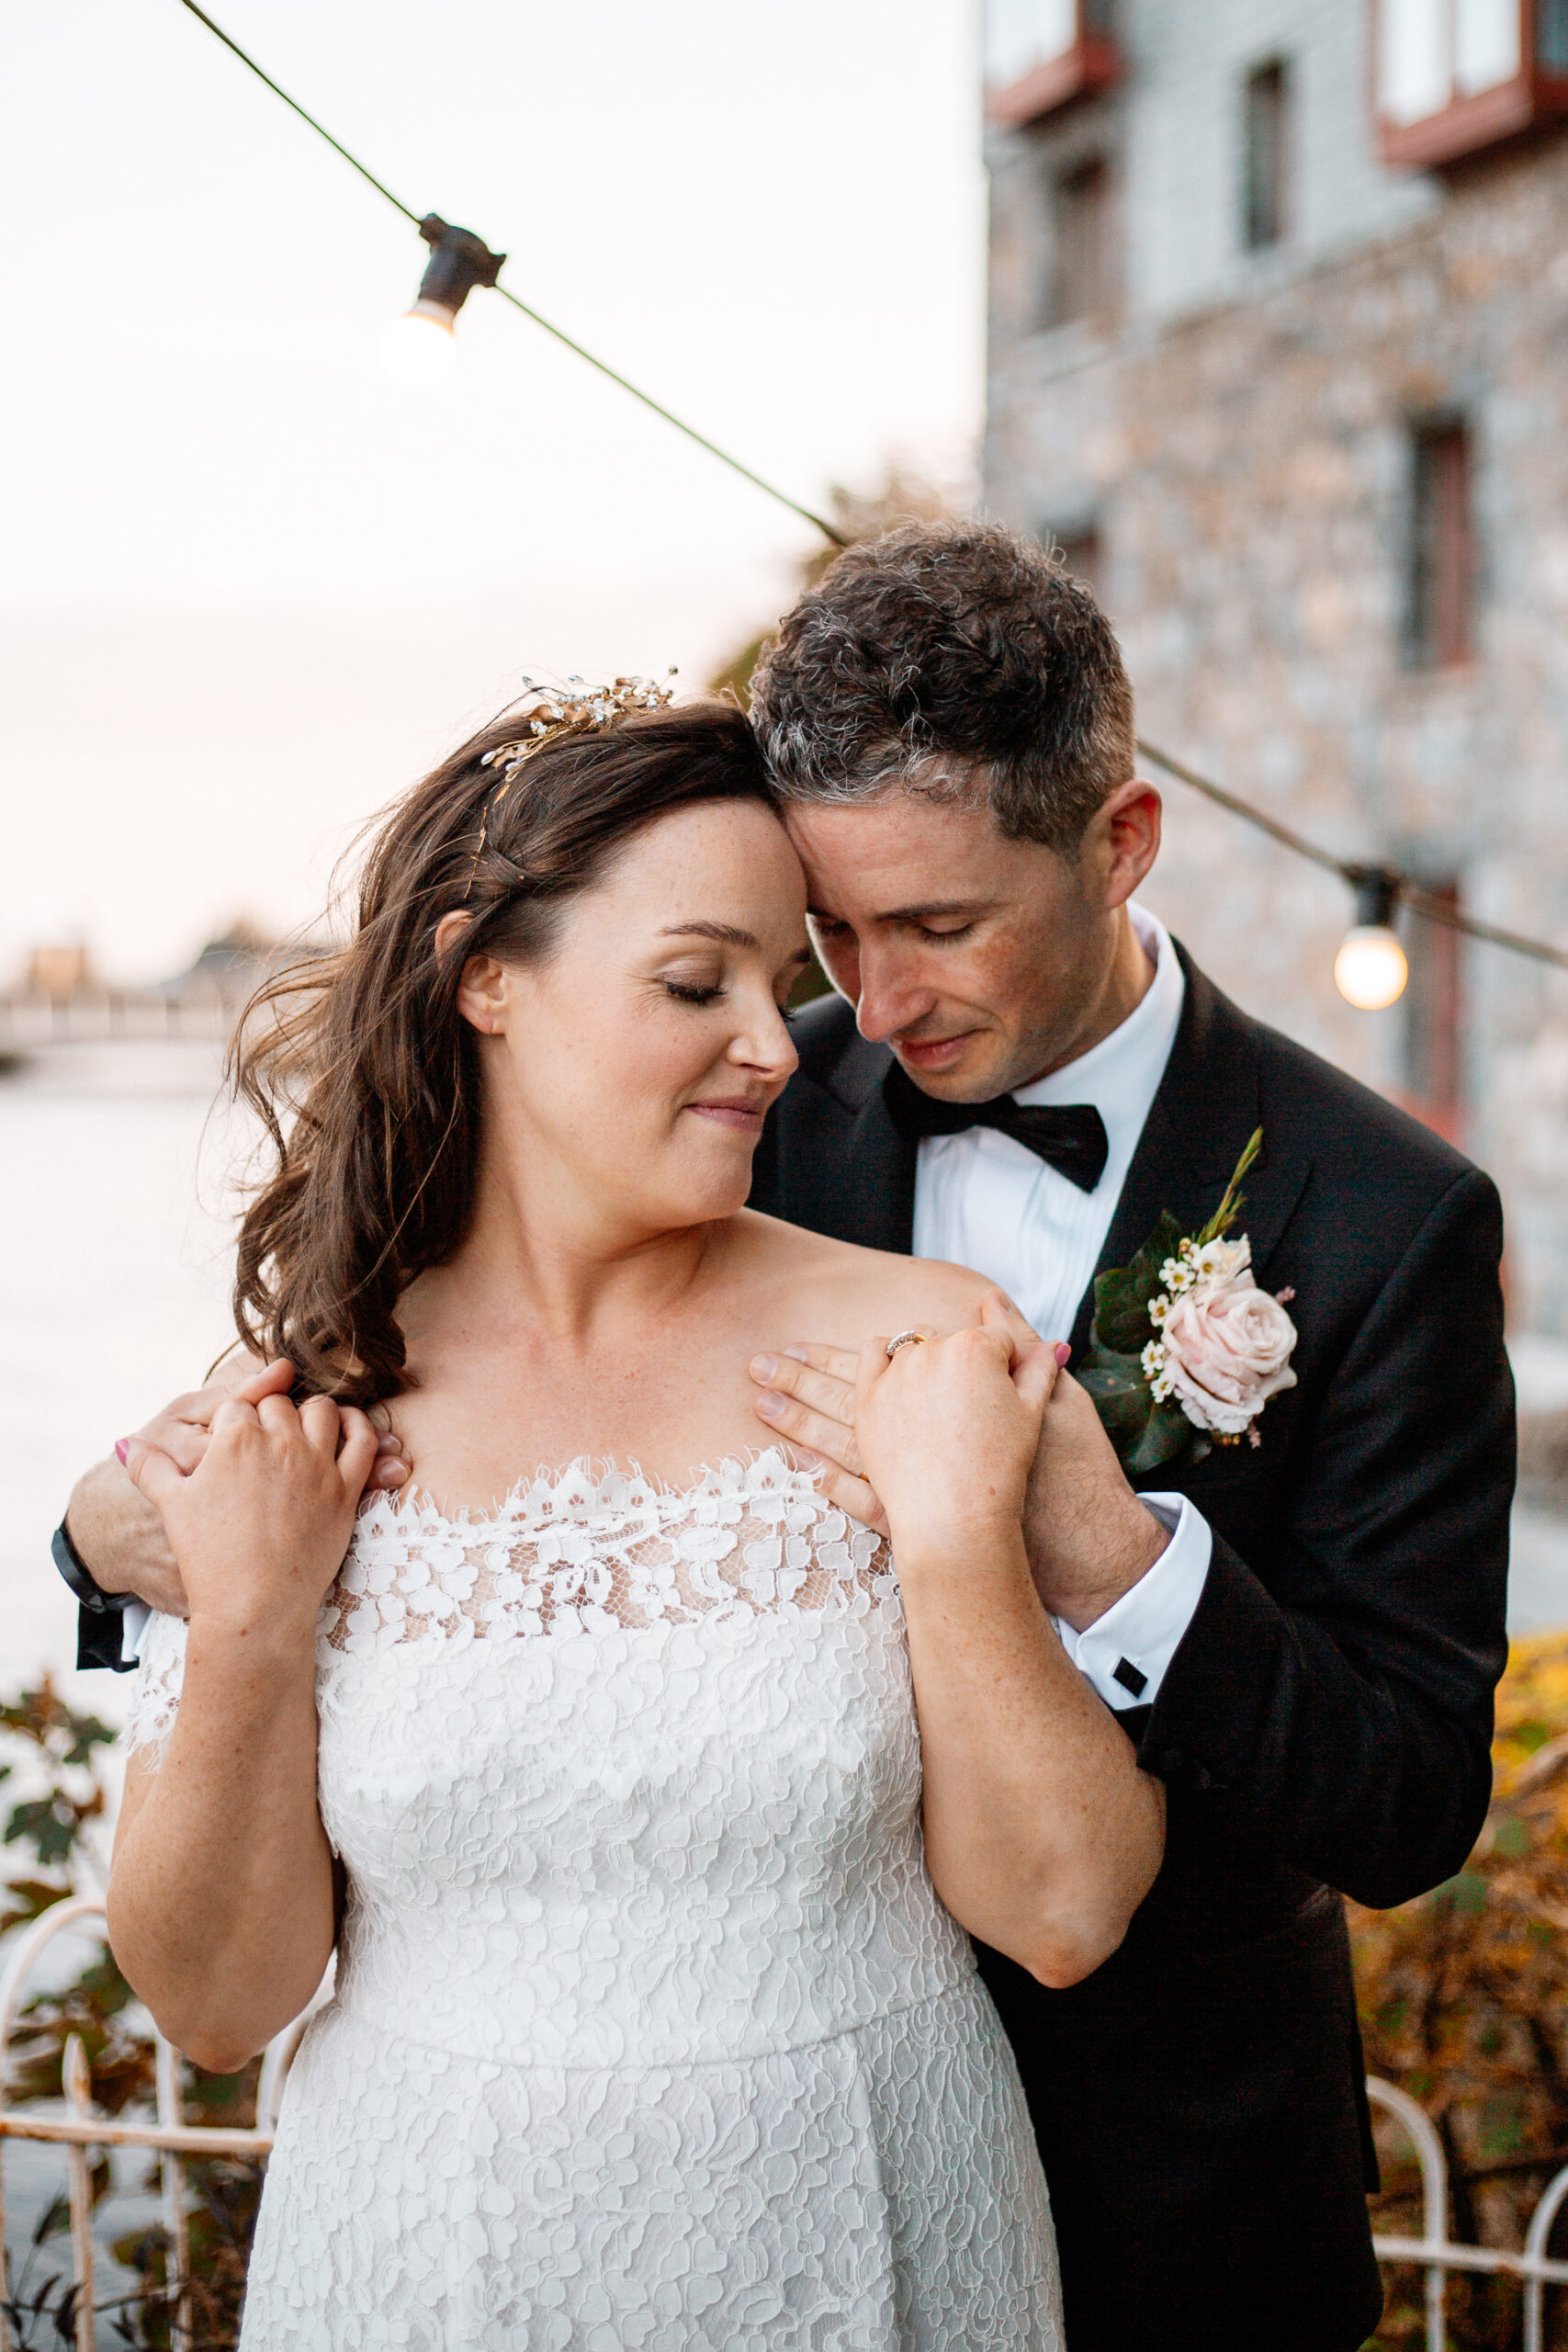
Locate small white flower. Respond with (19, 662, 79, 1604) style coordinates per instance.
(1148, 1293, 1170, 1327)
(1190, 1235, 1253, 1289)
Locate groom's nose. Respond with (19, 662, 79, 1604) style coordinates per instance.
(853, 943, 939, 1045)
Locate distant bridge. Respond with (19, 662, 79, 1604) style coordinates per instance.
(0, 990, 238, 1054)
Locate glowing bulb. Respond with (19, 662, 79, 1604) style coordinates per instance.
(1335, 925, 1409, 1010)
(378, 300, 457, 390)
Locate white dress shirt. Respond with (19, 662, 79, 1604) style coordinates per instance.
(910, 904, 1212, 1713)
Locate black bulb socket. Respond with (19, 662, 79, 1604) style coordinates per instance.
(1344, 865, 1404, 931)
(415, 214, 506, 321)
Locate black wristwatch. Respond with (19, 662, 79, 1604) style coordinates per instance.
(55, 1515, 141, 1673)
(52, 1515, 128, 1614)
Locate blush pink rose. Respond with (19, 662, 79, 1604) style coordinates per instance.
(1160, 1277, 1298, 1438)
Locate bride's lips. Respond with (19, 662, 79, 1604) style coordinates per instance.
(686, 1097, 767, 1129)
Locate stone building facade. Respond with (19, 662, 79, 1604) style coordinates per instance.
(984, 0, 1568, 1337)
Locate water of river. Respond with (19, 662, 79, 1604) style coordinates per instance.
(0, 1040, 242, 1721)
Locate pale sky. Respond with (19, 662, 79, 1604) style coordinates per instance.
(2, 0, 985, 983)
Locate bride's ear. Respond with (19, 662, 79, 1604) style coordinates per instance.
(434, 911, 511, 1037)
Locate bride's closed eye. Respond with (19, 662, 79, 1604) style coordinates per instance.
(661, 979, 797, 1020)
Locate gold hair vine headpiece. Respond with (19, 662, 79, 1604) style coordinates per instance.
(479, 670, 680, 788)
(465, 670, 679, 897)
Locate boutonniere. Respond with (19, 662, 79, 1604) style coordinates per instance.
(1080, 1128, 1298, 1474)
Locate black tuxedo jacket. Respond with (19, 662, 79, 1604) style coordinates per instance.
(749, 944, 1514, 2352)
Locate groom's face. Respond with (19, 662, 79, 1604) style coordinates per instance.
(784, 776, 1158, 1102)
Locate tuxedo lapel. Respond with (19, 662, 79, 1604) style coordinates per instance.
(843, 1089, 918, 1255)
(1067, 951, 1314, 1361)
(762, 1023, 917, 1254)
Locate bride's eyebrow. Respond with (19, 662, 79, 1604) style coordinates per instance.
(658, 922, 761, 949)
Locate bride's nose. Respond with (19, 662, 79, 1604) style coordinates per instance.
(727, 989, 799, 1081)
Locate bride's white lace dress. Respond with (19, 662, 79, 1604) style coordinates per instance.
(124, 1449, 1064, 2350)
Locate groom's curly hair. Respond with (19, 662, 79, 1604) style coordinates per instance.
(749, 520, 1134, 852)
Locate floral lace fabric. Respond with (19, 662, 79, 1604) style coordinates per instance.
(124, 1451, 1062, 2349)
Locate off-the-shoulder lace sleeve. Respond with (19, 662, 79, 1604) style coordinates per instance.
(119, 1611, 188, 1764)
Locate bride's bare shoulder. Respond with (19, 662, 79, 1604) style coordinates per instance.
(736, 1210, 1000, 1335)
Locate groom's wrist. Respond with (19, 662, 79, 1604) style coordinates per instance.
(1026, 1496, 1169, 1632)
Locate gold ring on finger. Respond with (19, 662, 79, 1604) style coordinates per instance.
(886, 1330, 929, 1359)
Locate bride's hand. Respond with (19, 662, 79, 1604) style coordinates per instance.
(853, 1297, 1063, 1547)
(119, 1393, 379, 1643)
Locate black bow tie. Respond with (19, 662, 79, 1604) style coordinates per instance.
(883, 1058, 1110, 1194)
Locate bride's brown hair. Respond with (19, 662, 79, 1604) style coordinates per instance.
(230, 697, 774, 1408)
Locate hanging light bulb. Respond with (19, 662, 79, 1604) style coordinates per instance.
(378, 214, 505, 390)
(1335, 866, 1409, 1010)
(379, 300, 458, 389)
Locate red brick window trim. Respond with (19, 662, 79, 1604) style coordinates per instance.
(1373, 0, 1568, 167)
(986, 3, 1122, 129)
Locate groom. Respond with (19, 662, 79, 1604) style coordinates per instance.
(739, 522, 1512, 2349)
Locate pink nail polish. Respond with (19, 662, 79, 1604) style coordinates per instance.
(114, 1439, 130, 1464)
(1055, 1343, 1072, 1366)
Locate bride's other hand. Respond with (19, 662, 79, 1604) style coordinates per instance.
(750, 1291, 1066, 1540)
(120, 1393, 379, 1642)
(853, 1295, 1062, 1549)
(66, 1360, 409, 1620)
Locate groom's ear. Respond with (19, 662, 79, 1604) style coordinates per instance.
(1097, 779, 1162, 909)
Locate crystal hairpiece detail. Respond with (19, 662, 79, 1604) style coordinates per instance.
(462, 672, 679, 899)
(479, 671, 679, 787)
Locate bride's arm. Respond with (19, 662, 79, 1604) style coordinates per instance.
(107, 1396, 378, 2072)
(855, 1306, 1166, 1989)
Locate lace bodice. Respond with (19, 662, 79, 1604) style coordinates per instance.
(123, 1449, 1061, 2346)
(125, 1451, 976, 2067)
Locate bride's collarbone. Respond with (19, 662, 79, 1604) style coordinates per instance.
(381, 1391, 793, 1520)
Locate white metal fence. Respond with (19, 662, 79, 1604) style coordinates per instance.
(1367, 2077, 1568, 2352)
(6, 1901, 1568, 2350)
(0, 1899, 312, 2352)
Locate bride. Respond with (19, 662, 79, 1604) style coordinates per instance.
(106, 682, 1164, 2348)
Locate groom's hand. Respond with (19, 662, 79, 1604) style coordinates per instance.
(750, 1343, 890, 1536)
(751, 1303, 1166, 1629)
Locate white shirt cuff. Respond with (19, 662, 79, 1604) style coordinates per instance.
(121, 1600, 152, 1665)
(1053, 1495, 1212, 1713)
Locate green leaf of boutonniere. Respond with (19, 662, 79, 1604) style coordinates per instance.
(1077, 1342, 1152, 1439)
(1091, 1210, 1184, 1355)
(1126, 1394, 1209, 1476)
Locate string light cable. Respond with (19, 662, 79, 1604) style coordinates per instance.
(171, 0, 849, 546)
(170, 1, 1568, 998)
(1137, 740, 1568, 1005)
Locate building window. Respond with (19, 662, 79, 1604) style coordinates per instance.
(1408, 421, 1474, 669)
(1243, 60, 1291, 251)
(1402, 885, 1463, 1140)
(1048, 157, 1111, 325)
(985, 0, 1123, 129)
(1545, 0, 1568, 73)
(1374, 0, 1568, 166)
